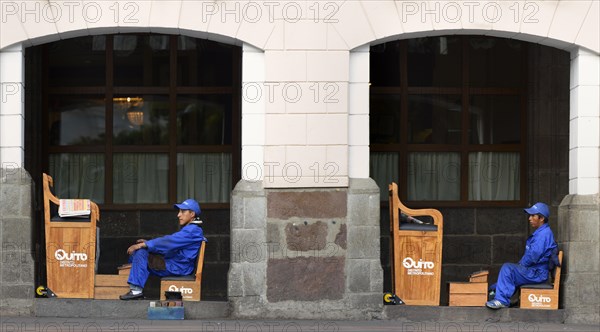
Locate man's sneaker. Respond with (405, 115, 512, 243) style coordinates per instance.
(485, 299, 507, 309)
(119, 290, 144, 300)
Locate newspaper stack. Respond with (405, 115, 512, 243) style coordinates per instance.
(58, 199, 91, 217)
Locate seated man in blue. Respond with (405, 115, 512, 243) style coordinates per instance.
(486, 202, 557, 309)
(120, 199, 206, 300)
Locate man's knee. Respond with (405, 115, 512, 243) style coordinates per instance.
(132, 249, 149, 263)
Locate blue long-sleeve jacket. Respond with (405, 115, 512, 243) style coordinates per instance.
(145, 223, 206, 275)
(518, 223, 557, 271)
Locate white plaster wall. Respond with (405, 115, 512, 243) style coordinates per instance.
(0, 0, 599, 192)
(569, 48, 600, 195)
(0, 44, 24, 168)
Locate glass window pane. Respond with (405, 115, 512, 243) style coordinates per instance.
(114, 35, 170, 86)
(468, 37, 524, 87)
(48, 95, 105, 146)
(113, 95, 169, 145)
(370, 94, 401, 144)
(470, 95, 520, 144)
(408, 95, 462, 144)
(408, 37, 462, 87)
(370, 42, 401, 87)
(408, 152, 460, 201)
(177, 153, 232, 203)
(47, 36, 106, 87)
(370, 152, 399, 201)
(177, 95, 232, 145)
(113, 153, 168, 203)
(469, 152, 520, 200)
(177, 37, 234, 86)
(49, 153, 105, 203)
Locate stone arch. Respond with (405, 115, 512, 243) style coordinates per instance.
(0, 1, 266, 51)
(343, 1, 598, 54)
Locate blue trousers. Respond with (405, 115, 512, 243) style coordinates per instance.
(127, 249, 172, 289)
(493, 263, 548, 305)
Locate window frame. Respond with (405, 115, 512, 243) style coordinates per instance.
(370, 37, 527, 207)
(42, 34, 242, 210)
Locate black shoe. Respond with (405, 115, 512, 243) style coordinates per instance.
(119, 290, 144, 300)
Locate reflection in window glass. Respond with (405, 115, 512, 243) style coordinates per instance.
(370, 152, 399, 201)
(370, 42, 401, 87)
(470, 95, 520, 144)
(408, 36, 462, 87)
(113, 95, 169, 145)
(48, 36, 106, 87)
(114, 35, 170, 86)
(469, 37, 524, 87)
(177, 153, 232, 203)
(113, 153, 168, 203)
(48, 95, 105, 146)
(370, 94, 401, 144)
(177, 95, 232, 145)
(469, 152, 519, 200)
(177, 36, 234, 86)
(408, 152, 460, 201)
(408, 95, 462, 144)
(49, 153, 105, 203)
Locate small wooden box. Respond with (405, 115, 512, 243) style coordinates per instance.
(94, 274, 129, 299)
(160, 279, 201, 301)
(519, 289, 559, 310)
(469, 270, 489, 283)
(118, 264, 131, 276)
(448, 282, 488, 307)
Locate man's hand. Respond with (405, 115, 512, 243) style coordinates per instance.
(127, 241, 147, 255)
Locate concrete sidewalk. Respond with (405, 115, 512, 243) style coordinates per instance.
(29, 298, 575, 324)
(1, 316, 598, 332)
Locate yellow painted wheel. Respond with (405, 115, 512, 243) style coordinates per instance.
(36, 286, 46, 296)
(383, 292, 393, 303)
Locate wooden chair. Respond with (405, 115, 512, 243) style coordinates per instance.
(388, 182, 444, 305)
(519, 251, 563, 310)
(42, 173, 100, 298)
(160, 241, 206, 301)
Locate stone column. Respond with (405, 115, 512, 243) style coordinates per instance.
(558, 195, 599, 324)
(558, 47, 600, 325)
(0, 167, 34, 315)
(229, 178, 382, 319)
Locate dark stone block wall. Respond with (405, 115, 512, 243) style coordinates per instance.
(266, 190, 348, 302)
(97, 208, 230, 300)
(229, 179, 382, 319)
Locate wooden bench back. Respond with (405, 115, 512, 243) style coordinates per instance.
(195, 241, 206, 280)
(552, 250, 563, 291)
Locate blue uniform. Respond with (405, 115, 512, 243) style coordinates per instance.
(493, 223, 557, 305)
(127, 223, 206, 288)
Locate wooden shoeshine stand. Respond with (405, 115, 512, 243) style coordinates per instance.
(43, 173, 99, 298)
(388, 182, 444, 305)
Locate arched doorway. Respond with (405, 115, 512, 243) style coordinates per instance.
(25, 33, 241, 300)
(369, 35, 570, 305)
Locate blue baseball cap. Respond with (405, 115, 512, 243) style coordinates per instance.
(524, 202, 550, 219)
(174, 198, 201, 215)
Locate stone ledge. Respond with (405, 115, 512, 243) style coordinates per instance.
(32, 299, 230, 319)
(27, 298, 569, 323)
(384, 305, 566, 323)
